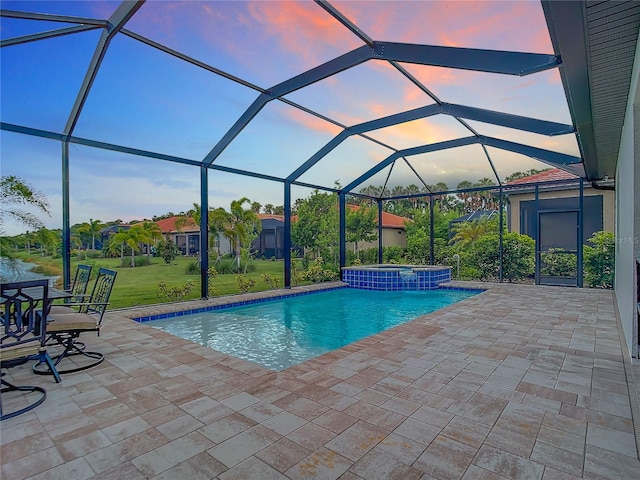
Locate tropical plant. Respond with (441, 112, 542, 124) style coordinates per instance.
(215, 198, 262, 270)
(124, 224, 148, 267)
(449, 218, 495, 249)
(583, 231, 615, 288)
(107, 229, 128, 263)
(141, 221, 162, 261)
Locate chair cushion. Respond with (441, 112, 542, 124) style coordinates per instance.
(49, 305, 77, 315)
(0, 341, 41, 361)
(47, 313, 99, 332)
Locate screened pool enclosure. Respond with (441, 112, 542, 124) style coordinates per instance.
(2, 1, 636, 296)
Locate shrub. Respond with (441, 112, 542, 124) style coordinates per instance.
(583, 231, 615, 288)
(466, 232, 534, 282)
(157, 281, 194, 302)
(383, 246, 404, 263)
(207, 267, 218, 296)
(262, 273, 280, 289)
(216, 258, 256, 274)
(404, 227, 430, 264)
(303, 257, 339, 282)
(156, 239, 179, 264)
(186, 261, 200, 275)
(540, 249, 577, 277)
(236, 275, 256, 293)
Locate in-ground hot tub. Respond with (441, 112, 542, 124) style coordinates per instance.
(341, 264, 452, 291)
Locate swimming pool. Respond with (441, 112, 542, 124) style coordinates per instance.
(148, 287, 479, 371)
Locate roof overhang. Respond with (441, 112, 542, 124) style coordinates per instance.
(542, 0, 640, 182)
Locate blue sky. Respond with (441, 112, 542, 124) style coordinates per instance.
(1, 0, 579, 235)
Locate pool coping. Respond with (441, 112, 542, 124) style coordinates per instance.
(121, 281, 486, 324)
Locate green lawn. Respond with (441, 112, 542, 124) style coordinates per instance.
(18, 253, 294, 309)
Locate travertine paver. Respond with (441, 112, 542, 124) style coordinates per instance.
(1, 282, 639, 479)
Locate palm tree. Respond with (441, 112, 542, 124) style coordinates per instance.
(449, 218, 493, 249)
(219, 198, 262, 270)
(86, 218, 104, 251)
(142, 221, 162, 261)
(108, 229, 128, 264)
(125, 225, 147, 267)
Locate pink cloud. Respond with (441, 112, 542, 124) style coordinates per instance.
(246, 1, 362, 69)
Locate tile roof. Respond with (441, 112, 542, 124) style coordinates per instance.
(257, 207, 410, 229)
(506, 168, 579, 185)
(347, 205, 410, 228)
(155, 216, 199, 234)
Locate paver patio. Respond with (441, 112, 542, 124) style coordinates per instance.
(1, 282, 639, 479)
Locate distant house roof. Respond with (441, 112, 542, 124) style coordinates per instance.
(507, 168, 580, 185)
(155, 216, 199, 234)
(347, 205, 410, 229)
(100, 224, 131, 235)
(257, 207, 410, 229)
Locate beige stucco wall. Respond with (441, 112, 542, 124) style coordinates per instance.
(346, 227, 406, 252)
(508, 188, 615, 234)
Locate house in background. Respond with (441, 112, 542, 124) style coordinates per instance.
(155, 216, 201, 256)
(155, 216, 234, 257)
(253, 214, 301, 259)
(504, 168, 615, 286)
(345, 206, 410, 253)
(252, 208, 411, 259)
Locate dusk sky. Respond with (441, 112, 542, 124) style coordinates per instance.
(0, 0, 579, 235)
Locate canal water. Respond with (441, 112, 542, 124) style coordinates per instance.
(0, 258, 58, 285)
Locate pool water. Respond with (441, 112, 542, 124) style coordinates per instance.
(149, 287, 479, 371)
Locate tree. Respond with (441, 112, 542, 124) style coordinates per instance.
(449, 218, 495, 249)
(0, 175, 50, 233)
(33, 227, 58, 256)
(124, 224, 147, 267)
(86, 218, 104, 250)
(108, 229, 128, 264)
(217, 198, 262, 270)
(346, 205, 377, 259)
(1, 176, 50, 261)
(156, 239, 179, 264)
(291, 190, 339, 263)
(142, 221, 162, 261)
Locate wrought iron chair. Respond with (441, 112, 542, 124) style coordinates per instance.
(49, 264, 92, 315)
(1, 279, 61, 421)
(33, 268, 117, 375)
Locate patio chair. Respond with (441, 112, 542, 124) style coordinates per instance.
(49, 264, 92, 315)
(33, 268, 117, 376)
(1, 279, 61, 421)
